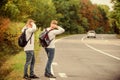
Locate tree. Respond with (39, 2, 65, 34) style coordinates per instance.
(111, 0, 120, 33)
(0, 0, 34, 21)
(79, 0, 110, 33)
(30, 0, 56, 29)
(97, 5, 110, 32)
(53, 0, 83, 34)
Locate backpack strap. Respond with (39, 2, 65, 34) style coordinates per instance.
(24, 28, 33, 44)
(46, 28, 54, 41)
(46, 28, 54, 33)
(27, 33, 33, 44)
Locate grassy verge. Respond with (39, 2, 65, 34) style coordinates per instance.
(0, 24, 41, 80)
(7, 30, 40, 80)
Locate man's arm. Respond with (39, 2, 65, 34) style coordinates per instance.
(27, 22, 37, 33)
(53, 26, 65, 35)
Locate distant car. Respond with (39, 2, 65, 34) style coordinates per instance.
(87, 30, 96, 38)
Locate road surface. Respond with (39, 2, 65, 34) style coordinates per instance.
(34, 34, 120, 80)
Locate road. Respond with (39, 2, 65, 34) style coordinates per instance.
(34, 34, 120, 80)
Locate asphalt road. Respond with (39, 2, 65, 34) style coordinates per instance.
(34, 34, 120, 80)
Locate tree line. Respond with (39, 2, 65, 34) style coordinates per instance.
(1, 0, 119, 34)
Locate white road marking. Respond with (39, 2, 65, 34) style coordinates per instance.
(52, 62, 58, 66)
(85, 43, 120, 61)
(50, 65, 56, 80)
(82, 36, 120, 61)
(58, 73, 67, 78)
(81, 36, 86, 41)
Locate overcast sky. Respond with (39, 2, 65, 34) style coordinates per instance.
(90, 0, 113, 10)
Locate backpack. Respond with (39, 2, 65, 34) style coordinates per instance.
(18, 28, 33, 47)
(39, 29, 53, 47)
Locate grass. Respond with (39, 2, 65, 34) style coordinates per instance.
(2, 51, 25, 80)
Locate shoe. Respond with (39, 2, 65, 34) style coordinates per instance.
(49, 74, 56, 78)
(30, 74, 39, 79)
(23, 75, 29, 79)
(45, 73, 56, 78)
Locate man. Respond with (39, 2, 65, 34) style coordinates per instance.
(22, 19, 39, 79)
(44, 20, 65, 78)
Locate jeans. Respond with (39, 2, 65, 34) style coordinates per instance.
(45, 48, 55, 74)
(24, 50, 35, 76)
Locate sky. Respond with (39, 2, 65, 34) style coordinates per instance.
(90, 0, 113, 10)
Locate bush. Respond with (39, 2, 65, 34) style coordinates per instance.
(0, 17, 25, 53)
(0, 17, 9, 43)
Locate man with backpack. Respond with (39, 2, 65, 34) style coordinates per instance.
(22, 19, 39, 79)
(42, 20, 65, 78)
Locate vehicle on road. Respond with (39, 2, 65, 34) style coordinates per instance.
(87, 30, 96, 38)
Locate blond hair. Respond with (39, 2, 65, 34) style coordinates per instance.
(27, 19, 34, 24)
(51, 20, 58, 25)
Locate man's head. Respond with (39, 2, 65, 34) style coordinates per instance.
(50, 20, 58, 29)
(26, 19, 35, 28)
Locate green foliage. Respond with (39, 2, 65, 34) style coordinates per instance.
(30, 0, 56, 29)
(4, 1, 20, 20)
(110, 0, 120, 33)
(0, 0, 34, 21)
(95, 27, 105, 34)
(53, 0, 82, 34)
(0, 21, 25, 53)
(81, 17, 89, 31)
(0, 0, 113, 34)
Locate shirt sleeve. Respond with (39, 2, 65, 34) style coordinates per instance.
(27, 22, 37, 33)
(53, 26, 65, 35)
(22, 26, 27, 32)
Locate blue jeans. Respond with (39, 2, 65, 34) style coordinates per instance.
(24, 50, 35, 76)
(45, 48, 55, 74)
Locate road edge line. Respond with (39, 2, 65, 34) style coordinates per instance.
(81, 36, 120, 61)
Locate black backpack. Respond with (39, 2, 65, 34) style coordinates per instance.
(18, 29, 33, 47)
(39, 29, 53, 47)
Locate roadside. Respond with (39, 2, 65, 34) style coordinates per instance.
(0, 28, 41, 80)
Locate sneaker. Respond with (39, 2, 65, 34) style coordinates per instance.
(30, 74, 39, 79)
(49, 74, 56, 78)
(23, 75, 29, 79)
(45, 73, 56, 78)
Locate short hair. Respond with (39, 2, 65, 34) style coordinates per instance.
(27, 19, 34, 24)
(51, 20, 58, 25)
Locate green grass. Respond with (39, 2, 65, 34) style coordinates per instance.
(3, 51, 25, 80)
